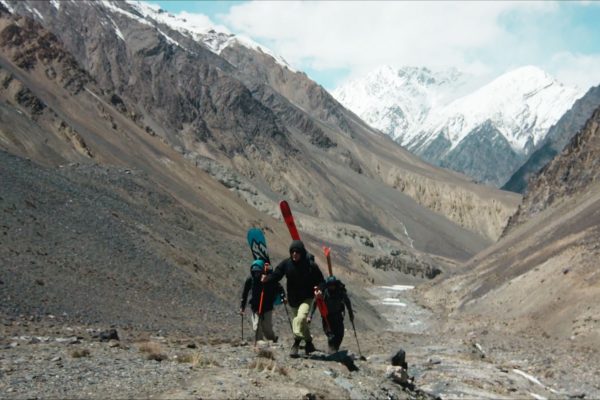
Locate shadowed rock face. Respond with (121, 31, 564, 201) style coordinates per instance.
(503, 85, 600, 194)
(420, 104, 600, 350)
(505, 105, 600, 233)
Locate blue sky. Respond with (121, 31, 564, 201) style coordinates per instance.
(154, 1, 600, 91)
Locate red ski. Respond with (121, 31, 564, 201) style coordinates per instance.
(323, 246, 333, 276)
(314, 286, 331, 332)
(279, 200, 301, 240)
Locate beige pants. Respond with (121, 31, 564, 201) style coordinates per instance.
(251, 311, 276, 341)
(290, 299, 314, 341)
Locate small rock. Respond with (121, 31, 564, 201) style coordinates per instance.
(186, 343, 197, 349)
(56, 336, 80, 345)
(387, 366, 413, 389)
(95, 329, 119, 342)
(51, 356, 62, 362)
(391, 349, 407, 368)
(108, 340, 120, 348)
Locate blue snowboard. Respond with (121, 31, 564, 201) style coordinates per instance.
(246, 228, 270, 263)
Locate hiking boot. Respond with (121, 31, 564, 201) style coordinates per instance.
(289, 338, 301, 358)
(328, 343, 337, 354)
(273, 336, 278, 344)
(305, 340, 316, 355)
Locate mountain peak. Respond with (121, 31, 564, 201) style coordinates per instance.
(106, 0, 295, 71)
(335, 64, 583, 187)
(333, 65, 468, 141)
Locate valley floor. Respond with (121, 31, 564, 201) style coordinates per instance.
(1, 284, 599, 399)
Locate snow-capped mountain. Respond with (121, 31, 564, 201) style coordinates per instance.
(411, 66, 581, 155)
(335, 65, 583, 186)
(332, 65, 470, 143)
(92, 1, 296, 71)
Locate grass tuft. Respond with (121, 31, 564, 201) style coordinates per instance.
(137, 341, 167, 362)
(70, 348, 90, 358)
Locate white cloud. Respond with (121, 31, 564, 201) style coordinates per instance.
(222, 1, 555, 79)
(547, 52, 600, 91)
(175, 11, 231, 34)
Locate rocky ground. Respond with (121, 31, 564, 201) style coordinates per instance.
(2, 285, 598, 400)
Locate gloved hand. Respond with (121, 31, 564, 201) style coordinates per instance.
(239, 308, 245, 315)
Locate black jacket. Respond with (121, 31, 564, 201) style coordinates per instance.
(240, 271, 286, 313)
(268, 242, 325, 308)
(311, 280, 354, 320)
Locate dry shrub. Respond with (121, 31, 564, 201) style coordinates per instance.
(70, 348, 90, 358)
(256, 348, 274, 359)
(248, 359, 288, 376)
(137, 341, 167, 362)
(175, 352, 220, 368)
(207, 337, 230, 346)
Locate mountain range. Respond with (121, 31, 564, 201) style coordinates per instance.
(2, 0, 600, 397)
(333, 65, 583, 187)
(0, 0, 520, 330)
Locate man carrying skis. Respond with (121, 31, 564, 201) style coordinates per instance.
(240, 259, 286, 342)
(308, 275, 354, 354)
(262, 240, 325, 357)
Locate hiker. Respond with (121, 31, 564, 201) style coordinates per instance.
(240, 259, 286, 342)
(308, 275, 354, 354)
(262, 240, 325, 357)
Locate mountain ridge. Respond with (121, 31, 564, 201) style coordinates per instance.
(335, 64, 582, 187)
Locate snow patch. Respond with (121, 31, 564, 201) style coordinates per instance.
(100, 0, 151, 26)
(156, 27, 187, 50)
(529, 393, 547, 400)
(106, 16, 125, 41)
(379, 285, 414, 291)
(84, 88, 103, 102)
(50, 0, 60, 10)
(31, 7, 44, 20)
(0, 0, 13, 13)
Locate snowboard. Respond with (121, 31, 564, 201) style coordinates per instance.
(246, 228, 270, 263)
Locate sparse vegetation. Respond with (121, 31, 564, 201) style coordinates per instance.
(174, 352, 221, 368)
(248, 359, 288, 376)
(70, 348, 90, 358)
(256, 348, 274, 359)
(137, 341, 167, 362)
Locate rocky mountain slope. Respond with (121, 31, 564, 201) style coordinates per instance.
(503, 84, 600, 193)
(2, 2, 600, 399)
(420, 103, 600, 350)
(335, 65, 582, 187)
(3, 0, 520, 245)
(0, 1, 522, 331)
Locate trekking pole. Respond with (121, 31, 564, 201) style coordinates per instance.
(255, 262, 269, 346)
(241, 313, 244, 341)
(350, 319, 366, 360)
